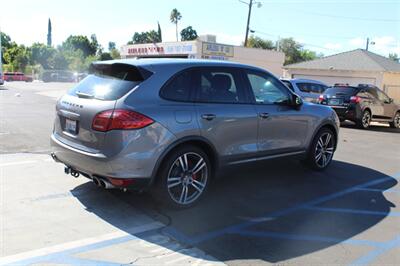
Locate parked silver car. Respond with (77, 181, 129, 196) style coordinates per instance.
(51, 59, 340, 208)
(281, 78, 328, 103)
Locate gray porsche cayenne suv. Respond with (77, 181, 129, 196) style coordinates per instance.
(51, 59, 340, 208)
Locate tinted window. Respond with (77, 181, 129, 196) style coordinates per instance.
(281, 80, 294, 92)
(246, 71, 290, 104)
(297, 82, 325, 94)
(324, 87, 358, 96)
(161, 70, 192, 102)
(193, 68, 247, 103)
(68, 64, 147, 101)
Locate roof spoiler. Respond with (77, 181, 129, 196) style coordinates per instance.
(89, 62, 153, 81)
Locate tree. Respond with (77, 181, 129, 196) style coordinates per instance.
(247, 35, 275, 50)
(180, 26, 198, 41)
(99, 52, 113, 61)
(61, 35, 97, 57)
(170, 8, 182, 42)
(47, 18, 52, 46)
(110, 49, 120, 59)
(108, 42, 116, 51)
(389, 53, 399, 63)
(128, 30, 161, 44)
(3, 45, 30, 72)
(1, 32, 14, 64)
(157, 22, 162, 42)
(30, 42, 56, 69)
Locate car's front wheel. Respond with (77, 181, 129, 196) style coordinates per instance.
(305, 127, 336, 170)
(152, 145, 211, 209)
(389, 112, 400, 129)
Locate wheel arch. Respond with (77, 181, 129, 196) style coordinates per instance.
(149, 136, 219, 186)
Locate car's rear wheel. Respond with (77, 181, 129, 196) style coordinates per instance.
(305, 127, 336, 170)
(152, 145, 211, 209)
(389, 112, 400, 129)
(357, 110, 371, 129)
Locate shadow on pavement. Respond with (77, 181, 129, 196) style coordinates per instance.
(71, 159, 397, 264)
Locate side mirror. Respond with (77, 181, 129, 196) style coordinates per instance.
(292, 94, 303, 109)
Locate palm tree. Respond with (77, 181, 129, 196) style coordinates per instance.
(170, 8, 182, 42)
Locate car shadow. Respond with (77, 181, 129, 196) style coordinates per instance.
(341, 121, 400, 133)
(70, 159, 397, 264)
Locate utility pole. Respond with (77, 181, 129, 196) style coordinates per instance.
(240, 0, 261, 47)
(366, 37, 375, 51)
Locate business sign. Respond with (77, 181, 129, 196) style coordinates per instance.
(123, 42, 197, 56)
(202, 42, 234, 57)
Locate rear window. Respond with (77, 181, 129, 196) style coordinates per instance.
(324, 87, 358, 96)
(67, 63, 151, 101)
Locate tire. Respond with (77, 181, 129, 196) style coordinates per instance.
(356, 110, 371, 129)
(389, 112, 400, 129)
(305, 127, 336, 171)
(151, 145, 211, 209)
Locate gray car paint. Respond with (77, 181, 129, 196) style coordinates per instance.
(51, 59, 339, 183)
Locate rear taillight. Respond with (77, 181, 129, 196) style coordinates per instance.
(318, 94, 325, 103)
(92, 109, 154, 132)
(350, 96, 361, 103)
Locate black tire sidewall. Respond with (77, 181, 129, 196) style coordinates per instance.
(390, 112, 400, 129)
(152, 145, 211, 209)
(357, 110, 371, 129)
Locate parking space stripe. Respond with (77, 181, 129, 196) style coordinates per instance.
(0, 160, 38, 167)
(304, 206, 400, 217)
(350, 235, 400, 266)
(235, 230, 384, 247)
(355, 187, 400, 194)
(0, 222, 163, 265)
(189, 173, 400, 245)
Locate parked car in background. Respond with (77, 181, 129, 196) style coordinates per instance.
(0, 72, 3, 85)
(281, 78, 328, 103)
(51, 59, 339, 208)
(42, 71, 75, 82)
(319, 84, 400, 129)
(3, 72, 33, 82)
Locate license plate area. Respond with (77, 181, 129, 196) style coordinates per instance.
(65, 118, 78, 135)
(328, 98, 343, 105)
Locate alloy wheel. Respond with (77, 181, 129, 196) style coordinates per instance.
(362, 111, 371, 128)
(394, 113, 400, 128)
(315, 132, 334, 168)
(167, 152, 208, 205)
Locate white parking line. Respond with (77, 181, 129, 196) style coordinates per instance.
(0, 160, 38, 167)
(0, 222, 163, 265)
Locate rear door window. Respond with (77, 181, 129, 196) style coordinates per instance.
(160, 69, 193, 102)
(193, 67, 248, 104)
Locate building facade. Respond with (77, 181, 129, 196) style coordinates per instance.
(283, 49, 400, 101)
(120, 39, 285, 76)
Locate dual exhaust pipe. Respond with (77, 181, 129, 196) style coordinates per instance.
(64, 165, 115, 189)
(92, 176, 115, 189)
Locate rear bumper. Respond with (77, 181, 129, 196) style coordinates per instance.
(330, 105, 361, 121)
(50, 133, 153, 189)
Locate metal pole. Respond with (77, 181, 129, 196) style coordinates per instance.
(244, 0, 253, 47)
(366, 37, 369, 51)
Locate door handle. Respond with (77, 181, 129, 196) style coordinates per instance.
(259, 112, 270, 119)
(201, 114, 216, 121)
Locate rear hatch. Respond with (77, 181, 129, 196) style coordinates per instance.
(322, 86, 358, 106)
(54, 62, 152, 153)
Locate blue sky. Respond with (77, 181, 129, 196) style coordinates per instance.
(0, 0, 399, 56)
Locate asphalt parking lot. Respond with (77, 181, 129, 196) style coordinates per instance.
(1, 82, 399, 265)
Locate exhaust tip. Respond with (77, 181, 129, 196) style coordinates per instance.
(93, 177, 100, 187)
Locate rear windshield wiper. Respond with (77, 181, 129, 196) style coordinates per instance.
(76, 91, 94, 99)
